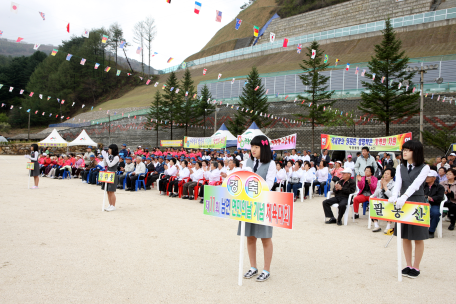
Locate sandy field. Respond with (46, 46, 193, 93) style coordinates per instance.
(1, 155, 455, 304)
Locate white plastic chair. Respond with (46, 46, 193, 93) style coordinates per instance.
(275, 179, 286, 192)
(301, 174, 317, 202)
(324, 188, 357, 226)
(349, 186, 360, 222)
(367, 194, 375, 229)
(155, 173, 165, 190)
(437, 194, 448, 238)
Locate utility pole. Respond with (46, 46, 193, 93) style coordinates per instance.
(28, 111, 30, 141)
(214, 105, 220, 133)
(419, 67, 424, 144)
(108, 114, 111, 145)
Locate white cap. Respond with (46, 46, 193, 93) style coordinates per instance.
(450, 153, 456, 156)
(336, 160, 342, 165)
(329, 161, 334, 165)
(427, 170, 438, 177)
(341, 168, 352, 174)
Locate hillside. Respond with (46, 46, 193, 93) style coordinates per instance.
(95, 23, 456, 112)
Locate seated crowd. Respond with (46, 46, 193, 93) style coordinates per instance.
(38, 144, 456, 236)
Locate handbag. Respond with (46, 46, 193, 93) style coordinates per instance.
(332, 176, 340, 182)
(291, 177, 300, 184)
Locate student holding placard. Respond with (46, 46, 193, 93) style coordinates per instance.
(388, 140, 430, 279)
(25, 143, 40, 189)
(101, 144, 120, 212)
(237, 135, 276, 282)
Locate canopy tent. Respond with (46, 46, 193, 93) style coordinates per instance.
(212, 123, 237, 147)
(38, 129, 68, 147)
(240, 122, 270, 140)
(0, 136, 7, 143)
(68, 129, 98, 147)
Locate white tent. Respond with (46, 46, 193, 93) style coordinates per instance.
(240, 122, 270, 140)
(212, 123, 237, 147)
(38, 129, 68, 147)
(68, 129, 98, 147)
(0, 135, 7, 143)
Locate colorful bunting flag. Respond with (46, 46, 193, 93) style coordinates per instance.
(372, 73, 376, 80)
(355, 67, 359, 74)
(253, 26, 259, 37)
(104, 66, 111, 72)
(16, 37, 24, 43)
(11, 2, 19, 13)
(283, 38, 288, 48)
(0, 30, 3, 38)
(254, 86, 259, 91)
(270, 32, 275, 43)
(194, 1, 201, 14)
(51, 49, 58, 56)
(361, 69, 366, 77)
(167, 57, 173, 63)
(218, 73, 222, 80)
(154, 82, 159, 87)
(335, 59, 339, 66)
(83, 29, 90, 38)
(39, 94, 42, 99)
(203, 68, 207, 75)
(311, 49, 316, 59)
(33, 44, 40, 50)
(29, 92, 34, 97)
(381, 76, 385, 83)
(119, 41, 126, 49)
(185, 91, 188, 96)
(116, 70, 121, 76)
(231, 78, 235, 84)
(47, 96, 51, 100)
(136, 46, 142, 54)
(66, 54, 73, 61)
(19, 89, 24, 94)
(102, 34, 108, 43)
(297, 44, 302, 54)
(166, 0, 171, 3)
(215, 10, 222, 22)
(235, 18, 242, 30)
(324, 54, 328, 63)
(193, 93, 197, 98)
(94, 63, 100, 69)
(346, 63, 350, 71)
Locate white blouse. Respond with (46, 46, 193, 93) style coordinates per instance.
(204, 168, 221, 182)
(165, 165, 178, 177)
(178, 167, 190, 180)
(276, 168, 287, 182)
(242, 158, 276, 190)
(392, 163, 430, 198)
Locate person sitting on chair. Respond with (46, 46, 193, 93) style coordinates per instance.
(199, 161, 221, 204)
(169, 160, 190, 197)
(182, 161, 204, 200)
(271, 161, 287, 192)
(146, 156, 165, 190)
(159, 158, 178, 195)
(424, 170, 445, 238)
(118, 157, 135, 188)
(353, 166, 378, 219)
(314, 160, 329, 196)
(323, 168, 356, 225)
(371, 167, 396, 233)
(125, 156, 146, 191)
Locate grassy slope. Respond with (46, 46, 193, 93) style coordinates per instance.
(185, 0, 278, 61)
(96, 24, 456, 111)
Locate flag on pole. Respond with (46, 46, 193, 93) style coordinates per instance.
(83, 29, 89, 38)
(193, 93, 197, 98)
(203, 68, 207, 75)
(235, 18, 242, 30)
(346, 63, 350, 71)
(194, 1, 201, 14)
(66, 54, 73, 61)
(119, 41, 126, 49)
(215, 10, 222, 22)
(324, 54, 328, 63)
(297, 44, 302, 54)
(167, 57, 173, 63)
(310, 49, 316, 59)
(253, 26, 259, 37)
(218, 73, 222, 80)
(51, 49, 58, 56)
(47, 96, 51, 100)
(11, 2, 19, 13)
(270, 32, 275, 43)
(102, 35, 108, 43)
(94, 63, 100, 69)
(33, 44, 40, 50)
(136, 46, 142, 54)
(16, 37, 24, 43)
(80, 58, 86, 65)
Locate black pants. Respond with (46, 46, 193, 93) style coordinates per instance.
(304, 182, 312, 197)
(82, 170, 91, 181)
(40, 166, 48, 175)
(323, 196, 349, 221)
(56, 168, 68, 177)
(313, 181, 327, 194)
(169, 179, 180, 193)
(89, 170, 100, 184)
(271, 182, 286, 192)
(146, 173, 160, 187)
(183, 182, 197, 196)
(158, 177, 170, 192)
(127, 174, 144, 189)
(198, 182, 208, 198)
(445, 202, 456, 224)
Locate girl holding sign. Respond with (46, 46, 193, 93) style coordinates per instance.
(389, 140, 430, 279)
(25, 143, 40, 189)
(102, 144, 119, 212)
(238, 135, 276, 282)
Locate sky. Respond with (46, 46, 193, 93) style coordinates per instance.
(1, 0, 248, 70)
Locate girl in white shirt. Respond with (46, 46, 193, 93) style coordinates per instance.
(159, 158, 178, 195)
(286, 161, 303, 201)
(271, 162, 287, 192)
(169, 160, 190, 198)
(301, 162, 315, 200)
(198, 161, 221, 204)
(314, 160, 329, 196)
(25, 143, 40, 189)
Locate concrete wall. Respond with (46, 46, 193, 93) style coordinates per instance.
(259, 0, 433, 45)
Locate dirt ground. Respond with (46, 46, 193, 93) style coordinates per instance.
(1, 155, 455, 304)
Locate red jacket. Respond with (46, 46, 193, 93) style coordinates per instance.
(357, 176, 378, 196)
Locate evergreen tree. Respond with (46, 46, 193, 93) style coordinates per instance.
(196, 84, 214, 137)
(324, 109, 357, 137)
(359, 18, 419, 136)
(295, 40, 335, 152)
(228, 66, 269, 135)
(177, 69, 200, 136)
(422, 128, 456, 155)
(146, 91, 164, 147)
(161, 71, 182, 139)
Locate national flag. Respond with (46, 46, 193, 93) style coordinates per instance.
(94, 63, 100, 69)
(139, 76, 143, 80)
(61, 100, 65, 104)
(266, 89, 269, 94)
(33, 44, 40, 50)
(406, 85, 409, 91)
(51, 49, 58, 56)
(47, 96, 51, 100)
(231, 78, 235, 84)
(185, 91, 188, 96)
(35, 110, 38, 114)
(27, 109, 30, 113)
(79, 58, 86, 65)
(116, 70, 121, 76)
(19, 89, 24, 94)
(203, 68, 207, 75)
(167, 57, 173, 63)
(218, 73, 222, 80)
(361, 69, 366, 77)
(104, 66, 111, 72)
(154, 82, 159, 87)
(119, 41, 126, 49)
(39, 94, 42, 99)
(16, 37, 24, 43)
(412, 87, 416, 93)
(170, 87, 174, 91)
(285, 95, 288, 100)
(324, 54, 328, 63)
(83, 29, 90, 38)
(11, 2, 19, 13)
(372, 73, 376, 80)
(136, 46, 142, 54)
(29, 92, 34, 97)
(355, 67, 359, 74)
(335, 59, 339, 66)
(39, 12, 45, 21)
(311, 49, 316, 59)
(66, 23, 70, 33)
(102, 35, 108, 43)
(175, 88, 179, 93)
(270, 32, 275, 43)
(166, 0, 171, 3)
(42, 112, 45, 115)
(162, 84, 166, 89)
(146, 79, 151, 85)
(194, 1, 201, 14)
(297, 44, 302, 54)
(193, 93, 197, 98)
(235, 18, 242, 30)
(381, 76, 385, 83)
(127, 73, 131, 76)
(283, 38, 288, 48)
(66, 54, 73, 61)
(254, 86, 259, 91)
(10, 105, 13, 109)
(253, 26, 259, 37)
(346, 63, 350, 71)
(215, 10, 222, 22)
(437, 95, 440, 101)
(0, 30, 3, 38)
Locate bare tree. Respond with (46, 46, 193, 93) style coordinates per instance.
(132, 21, 145, 74)
(109, 23, 124, 71)
(142, 17, 156, 77)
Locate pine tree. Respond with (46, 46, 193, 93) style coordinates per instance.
(146, 91, 163, 147)
(196, 84, 215, 137)
(228, 66, 270, 135)
(359, 18, 419, 136)
(161, 71, 182, 140)
(295, 40, 335, 152)
(324, 109, 358, 137)
(177, 69, 200, 136)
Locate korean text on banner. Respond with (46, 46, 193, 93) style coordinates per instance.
(204, 171, 294, 229)
(160, 140, 183, 147)
(184, 136, 227, 149)
(98, 172, 115, 184)
(321, 133, 412, 151)
(369, 198, 430, 227)
(26, 162, 34, 170)
(237, 134, 297, 151)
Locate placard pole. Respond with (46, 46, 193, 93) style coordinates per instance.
(238, 221, 245, 286)
(28, 172, 31, 189)
(102, 183, 107, 211)
(397, 223, 402, 282)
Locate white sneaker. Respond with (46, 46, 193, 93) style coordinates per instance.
(444, 216, 451, 222)
(104, 205, 112, 211)
(82, 180, 87, 183)
(106, 205, 116, 212)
